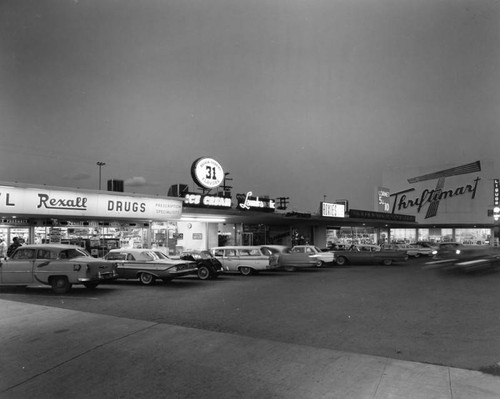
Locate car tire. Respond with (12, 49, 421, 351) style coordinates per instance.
(336, 256, 347, 266)
(239, 267, 254, 276)
(414, 253, 421, 258)
(383, 259, 393, 266)
(51, 276, 72, 294)
(197, 266, 211, 280)
(284, 266, 296, 272)
(83, 282, 99, 290)
(139, 272, 155, 285)
(316, 260, 325, 268)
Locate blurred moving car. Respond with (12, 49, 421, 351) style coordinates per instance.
(0, 244, 118, 294)
(210, 246, 278, 276)
(290, 245, 335, 267)
(333, 244, 409, 266)
(424, 243, 500, 272)
(416, 241, 439, 251)
(180, 250, 223, 280)
(260, 245, 321, 271)
(104, 248, 197, 285)
(404, 244, 434, 258)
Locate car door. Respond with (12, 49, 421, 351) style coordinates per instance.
(0, 247, 36, 284)
(221, 249, 239, 271)
(237, 248, 269, 270)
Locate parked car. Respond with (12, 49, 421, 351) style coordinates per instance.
(260, 245, 321, 271)
(404, 244, 434, 257)
(179, 250, 223, 280)
(104, 248, 197, 285)
(209, 246, 278, 276)
(290, 245, 335, 267)
(0, 244, 118, 294)
(333, 244, 409, 266)
(424, 243, 500, 272)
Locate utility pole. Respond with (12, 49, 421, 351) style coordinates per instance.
(96, 161, 106, 190)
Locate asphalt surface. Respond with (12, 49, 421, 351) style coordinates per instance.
(3, 259, 500, 371)
(2, 298, 500, 399)
(2, 258, 500, 398)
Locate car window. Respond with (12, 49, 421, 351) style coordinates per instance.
(213, 249, 224, 257)
(140, 251, 158, 261)
(244, 249, 262, 256)
(238, 249, 261, 256)
(60, 248, 87, 259)
(127, 254, 136, 260)
(197, 251, 211, 259)
(37, 249, 57, 259)
(225, 249, 236, 257)
(106, 252, 127, 260)
(154, 251, 169, 259)
(11, 248, 36, 260)
(261, 247, 279, 256)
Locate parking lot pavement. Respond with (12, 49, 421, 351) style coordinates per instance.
(1, 298, 500, 399)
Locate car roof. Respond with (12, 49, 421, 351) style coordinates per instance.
(210, 246, 264, 250)
(108, 248, 155, 253)
(14, 244, 86, 250)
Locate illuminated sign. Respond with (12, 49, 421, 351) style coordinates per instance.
(376, 187, 390, 212)
(494, 179, 499, 221)
(321, 202, 345, 218)
(183, 193, 232, 208)
(236, 192, 275, 212)
(191, 157, 225, 189)
(390, 161, 482, 219)
(0, 185, 183, 221)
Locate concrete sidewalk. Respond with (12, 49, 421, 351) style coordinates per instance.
(1, 299, 500, 399)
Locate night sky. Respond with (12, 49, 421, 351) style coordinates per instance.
(1, 0, 499, 212)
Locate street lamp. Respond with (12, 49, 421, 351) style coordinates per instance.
(96, 161, 106, 190)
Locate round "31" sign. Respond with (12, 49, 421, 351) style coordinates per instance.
(191, 157, 225, 189)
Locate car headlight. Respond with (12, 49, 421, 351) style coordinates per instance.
(455, 249, 461, 255)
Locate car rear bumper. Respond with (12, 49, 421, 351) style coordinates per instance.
(78, 271, 119, 282)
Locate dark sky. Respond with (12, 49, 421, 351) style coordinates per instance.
(1, 0, 499, 212)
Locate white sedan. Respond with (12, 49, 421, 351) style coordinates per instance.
(291, 245, 334, 267)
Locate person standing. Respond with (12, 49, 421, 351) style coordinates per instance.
(7, 237, 22, 257)
(0, 238, 7, 258)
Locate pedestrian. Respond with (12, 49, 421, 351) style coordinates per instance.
(0, 238, 7, 258)
(7, 237, 22, 257)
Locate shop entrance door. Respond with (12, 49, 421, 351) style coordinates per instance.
(242, 232, 253, 246)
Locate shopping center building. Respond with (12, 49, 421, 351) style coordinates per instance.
(0, 159, 497, 256)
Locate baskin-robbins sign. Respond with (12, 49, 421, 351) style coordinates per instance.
(236, 192, 276, 212)
(183, 193, 232, 209)
(0, 184, 183, 221)
(390, 161, 482, 220)
(191, 157, 225, 190)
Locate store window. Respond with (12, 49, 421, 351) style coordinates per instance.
(328, 227, 376, 246)
(389, 229, 417, 244)
(455, 228, 492, 245)
(417, 228, 454, 243)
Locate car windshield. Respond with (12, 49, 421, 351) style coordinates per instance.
(154, 251, 170, 259)
(198, 251, 213, 259)
(139, 251, 160, 261)
(59, 248, 90, 259)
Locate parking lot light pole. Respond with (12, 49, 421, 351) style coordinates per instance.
(97, 161, 106, 190)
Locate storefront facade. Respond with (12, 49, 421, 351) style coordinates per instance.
(382, 160, 499, 245)
(0, 182, 184, 257)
